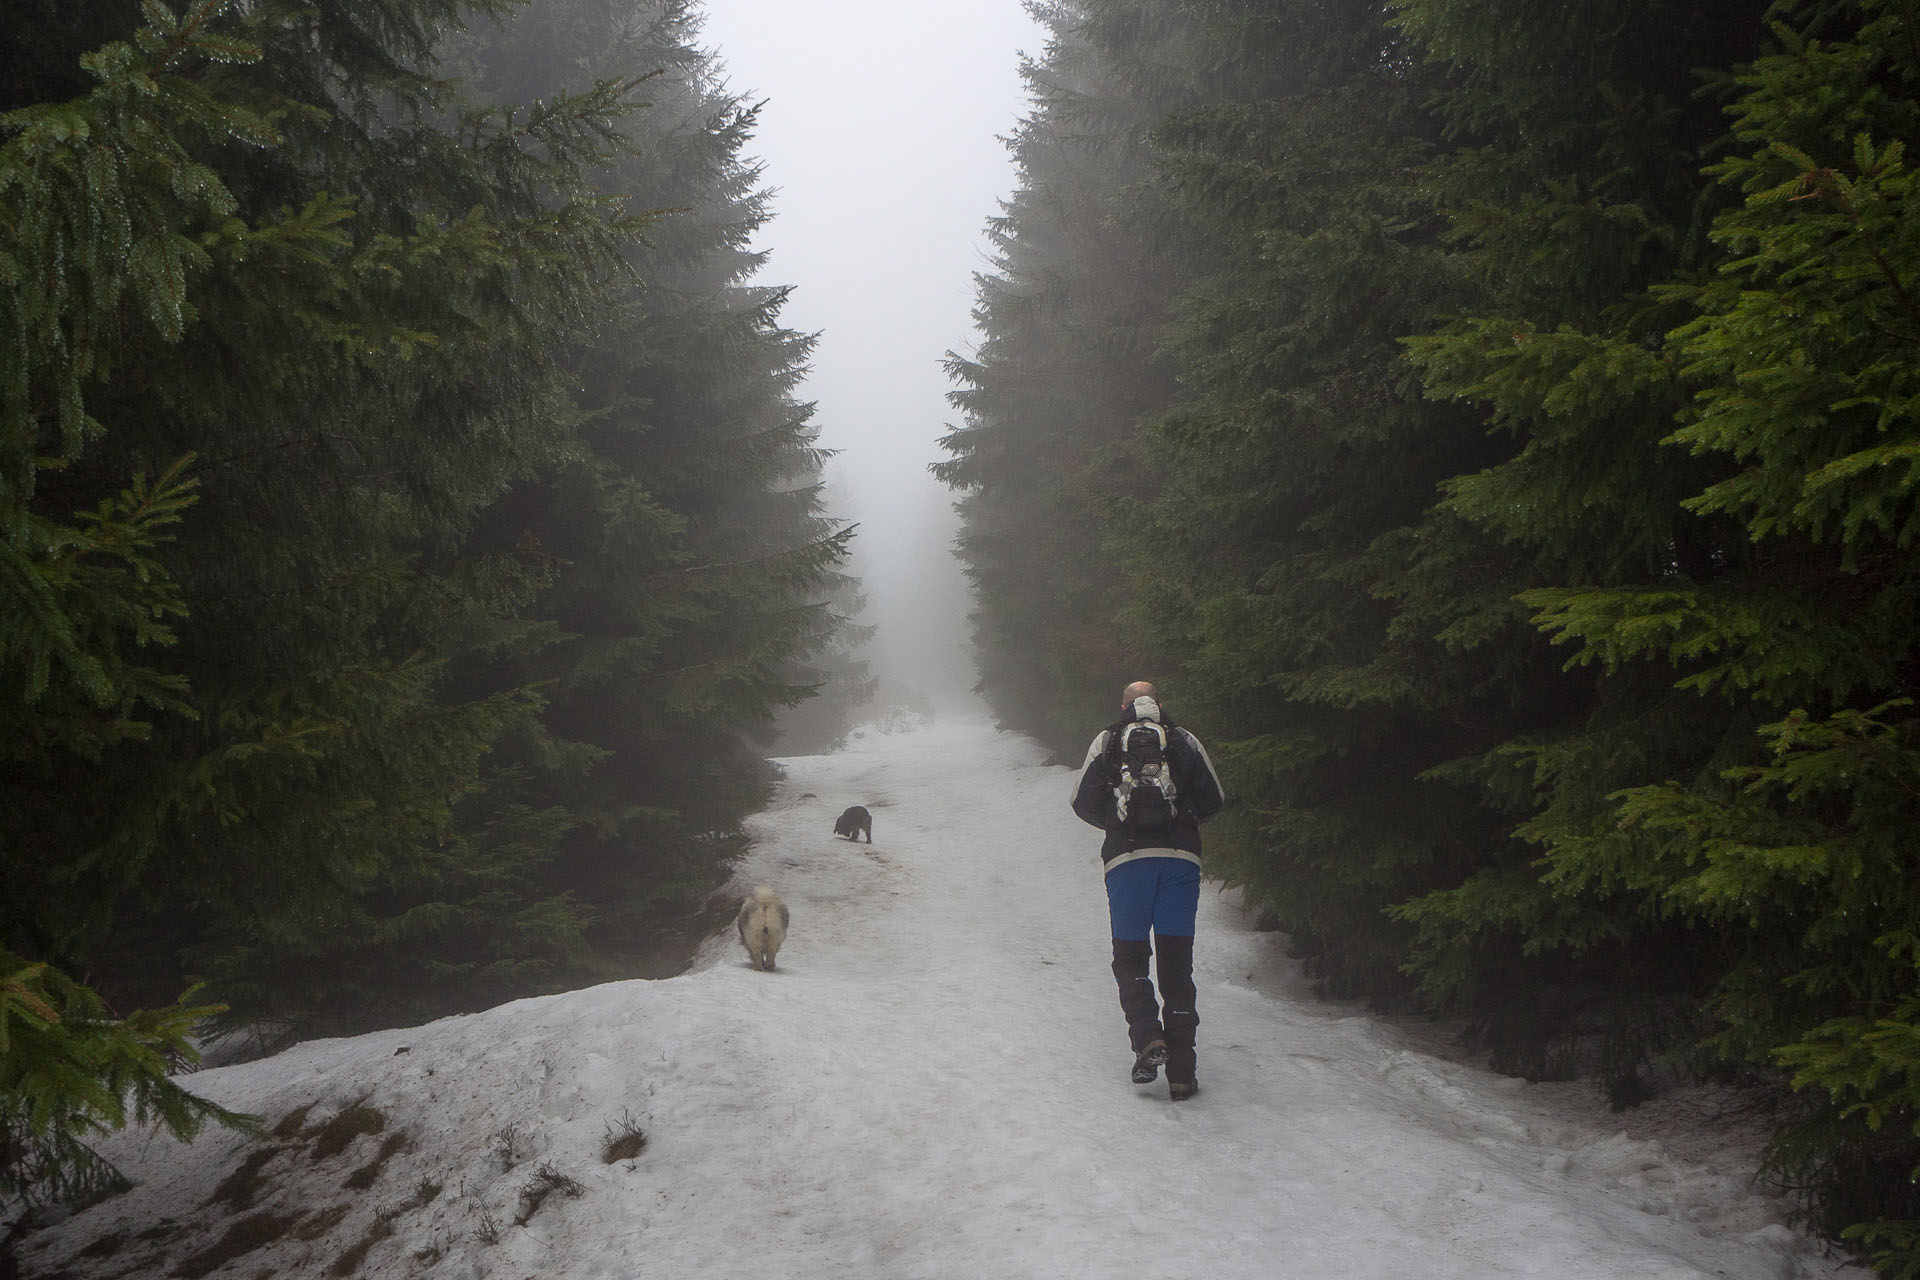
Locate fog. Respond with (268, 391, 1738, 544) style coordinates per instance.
(693, 0, 1045, 714)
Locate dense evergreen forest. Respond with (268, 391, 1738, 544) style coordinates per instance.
(1, 0, 870, 1231)
(938, 0, 1920, 1271)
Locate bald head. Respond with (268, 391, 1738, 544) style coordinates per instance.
(1121, 680, 1157, 708)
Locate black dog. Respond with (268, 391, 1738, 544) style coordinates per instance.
(833, 805, 872, 843)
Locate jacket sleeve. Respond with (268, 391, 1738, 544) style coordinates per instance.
(1070, 731, 1114, 829)
(1173, 728, 1225, 823)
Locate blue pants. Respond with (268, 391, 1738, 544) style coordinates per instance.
(1104, 857, 1200, 941)
(1105, 857, 1201, 1080)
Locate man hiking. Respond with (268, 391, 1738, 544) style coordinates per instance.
(1071, 680, 1224, 1099)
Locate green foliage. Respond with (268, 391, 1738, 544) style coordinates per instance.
(0, 0, 268, 482)
(1, 953, 254, 1217)
(1, 457, 198, 762)
(38, 0, 638, 1025)
(933, 1, 1194, 754)
(1470, 1, 1920, 1253)
(450, 0, 856, 959)
(1394, 0, 1920, 1261)
(1668, 6, 1920, 562)
(768, 548, 877, 754)
(1852, 1220, 1920, 1280)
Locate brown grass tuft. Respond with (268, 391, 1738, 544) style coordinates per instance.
(270, 1105, 313, 1139)
(75, 1229, 129, 1260)
(343, 1132, 411, 1190)
(328, 1213, 396, 1276)
(171, 1211, 300, 1278)
(310, 1106, 384, 1161)
(289, 1204, 352, 1241)
(601, 1108, 648, 1164)
(602, 1131, 646, 1162)
(206, 1147, 283, 1213)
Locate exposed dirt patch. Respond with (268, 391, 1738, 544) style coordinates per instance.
(602, 1131, 646, 1162)
(270, 1106, 312, 1140)
(343, 1133, 410, 1190)
(28, 1092, 437, 1280)
(327, 1213, 394, 1277)
(309, 1106, 383, 1162)
(206, 1147, 283, 1213)
(73, 1230, 128, 1261)
(170, 1211, 300, 1279)
(289, 1204, 351, 1242)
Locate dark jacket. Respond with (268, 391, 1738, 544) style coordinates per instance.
(1071, 705, 1224, 870)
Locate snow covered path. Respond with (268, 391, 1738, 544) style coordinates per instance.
(21, 714, 1857, 1279)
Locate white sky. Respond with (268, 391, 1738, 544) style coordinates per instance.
(692, 0, 1048, 710)
(23, 715, 1855, 1279)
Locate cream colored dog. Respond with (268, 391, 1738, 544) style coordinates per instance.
(736, 885, 789, 971)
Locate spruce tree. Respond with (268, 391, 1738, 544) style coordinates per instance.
(1098, 0, 1484, 1004)
(936, 1, 1199, 755)
(770, 551, 877, 755)
(1417, 0, 1920, 1258)
(4, 0, 637, 1034)
(451, 0, 857, 963)
(1372, 0, 1774, 1087)
(3, 0, 291, 1225)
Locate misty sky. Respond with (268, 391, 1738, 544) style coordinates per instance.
(692, 0, 1046, 711)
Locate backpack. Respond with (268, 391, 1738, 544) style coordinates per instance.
(1109, 719, 1179, 829)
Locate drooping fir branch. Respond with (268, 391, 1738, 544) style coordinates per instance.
(1, 954, 256, 1218)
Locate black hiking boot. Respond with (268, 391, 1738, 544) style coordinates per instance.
(1131, 1039, 1168, 1084)
(1168, 1079, 1198, 1101)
